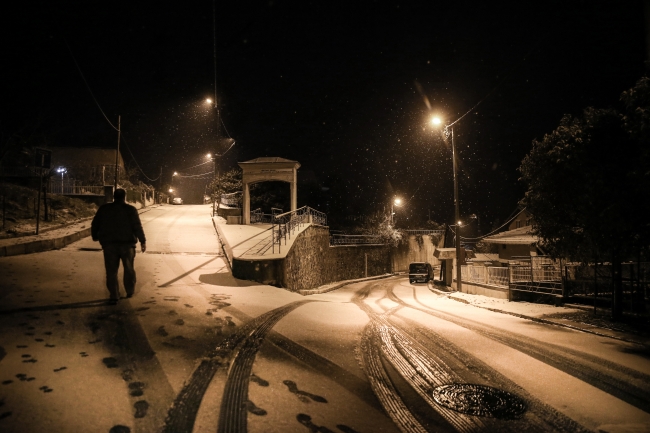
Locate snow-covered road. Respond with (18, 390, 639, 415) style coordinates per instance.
(0, 204, 648, 433)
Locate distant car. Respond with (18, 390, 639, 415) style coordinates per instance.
(172, 197, 183, 205)
(409, 262, 433, 284)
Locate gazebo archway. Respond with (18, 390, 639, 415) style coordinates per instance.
(238, 157, 300, 224)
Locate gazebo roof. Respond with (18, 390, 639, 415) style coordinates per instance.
(240, 157, 299, 165)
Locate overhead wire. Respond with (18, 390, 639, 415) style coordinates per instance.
(175, 172, 214, 178)
(448, 207, 527, 240)
(63, 40, 119, 132)
(63, 36, 161, 183)
(119, 134, 161, 182)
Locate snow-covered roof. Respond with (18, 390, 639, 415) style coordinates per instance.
(468, 253, 499, 262)
(240, 157, 299, 164)
(481, 226, 539, 245)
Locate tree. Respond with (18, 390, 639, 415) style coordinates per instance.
(519, 80, 650, 320)
(207, 168, 242, 207)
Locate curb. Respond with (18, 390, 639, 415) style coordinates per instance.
(299, 273, 396, 296)
(0, 205, 158, 258)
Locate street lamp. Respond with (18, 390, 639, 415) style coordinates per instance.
(56, 167, 66, 193)
(431, 116, 463, 292)
(391, 197, 402, 225)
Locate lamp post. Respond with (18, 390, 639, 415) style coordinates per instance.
(391, 197, 402, 225)
(431, 116, 463, 292)
(207, 153, 217, 215)
(56, 167, 66, 193)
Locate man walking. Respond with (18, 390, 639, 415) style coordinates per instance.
(91, 188, 146, 304)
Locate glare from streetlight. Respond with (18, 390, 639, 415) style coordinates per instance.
(169, 188, 173, 193)
(173, 171, 178, 176)
(206, 98, 212, 105)
(431, 116, 442, 126)
(394, 198, 402, 206)
(206, 153, 212, 159)
(457, 220, 462, 226)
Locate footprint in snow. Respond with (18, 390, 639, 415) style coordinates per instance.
(283, 380, 327, 403)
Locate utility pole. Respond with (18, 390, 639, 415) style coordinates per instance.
(113, 115, 121, 190)
(451, 125, 462, 292)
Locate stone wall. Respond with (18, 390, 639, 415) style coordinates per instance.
(280, 225, 391, 291)
(391, 234, 444, 272)
(231, 226, 443, 292)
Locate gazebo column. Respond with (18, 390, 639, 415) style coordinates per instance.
(243, 182, 250, 224)
(290, 181, 297, 212)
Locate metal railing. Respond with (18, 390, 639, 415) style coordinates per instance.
(220, 191, 242, 207)
(49, 185, 104, 195)
(404, 229, 445, 238)
(250, 208, 274, 224)
(272, 206, 327, 253)
(460, 258, 562, 291)
(330, 234, 383, 245)
(487, 267, 509, 287)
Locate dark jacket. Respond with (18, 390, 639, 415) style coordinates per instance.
(91, 202, 146, 247)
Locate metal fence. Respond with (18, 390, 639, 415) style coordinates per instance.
(220, 191, 242, 207)
(250, 208, 274, 224)
(49, 185, 104, 195)
(563, 261, 649, 311)
(460, 256, 564, 294)
(461, 265, 508, 288)
(330, 234, 383, 245)
(488, 267, 509, 287)
(404, 229, 445, 238)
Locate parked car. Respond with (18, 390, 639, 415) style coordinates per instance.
(172, 197, 183, 205)
(409, 262, 433, 284)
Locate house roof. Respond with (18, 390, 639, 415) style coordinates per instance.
(481, 226, 539, 245)
(468, 253, 499, 262)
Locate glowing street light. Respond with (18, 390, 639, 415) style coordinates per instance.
(391, 197, 402, 225)
(56, 167, 67, 192)
(430, 115, 463, 292)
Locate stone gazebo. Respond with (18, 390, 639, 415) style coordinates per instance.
(238, 157, 300, 224)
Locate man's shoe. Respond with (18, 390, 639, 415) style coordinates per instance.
(108, 298, 119, 305)
(126, 293, 133, 299)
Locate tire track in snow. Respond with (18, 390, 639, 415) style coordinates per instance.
(386, 285, 650, 414)
(217, 300, 313, 433)
(353, 281, 591, 432)
(163, 300, 313, 433)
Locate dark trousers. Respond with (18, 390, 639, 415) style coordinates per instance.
(102, 243, 136, 300)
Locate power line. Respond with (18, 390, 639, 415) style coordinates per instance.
(119, 134, 161, 182)
(176, 171, 213, 178)
(63, 40, 118, 132)
(453, 207, 527, 241)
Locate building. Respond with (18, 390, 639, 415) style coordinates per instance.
(481, 209, 541, 264)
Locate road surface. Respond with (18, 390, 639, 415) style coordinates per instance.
(0, 204, 648, 433)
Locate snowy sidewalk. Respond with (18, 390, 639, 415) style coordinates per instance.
(0, 205, 159, 257)
(432, 288, 650, 345)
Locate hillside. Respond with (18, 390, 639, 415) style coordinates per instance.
(0, 183, 98, 238)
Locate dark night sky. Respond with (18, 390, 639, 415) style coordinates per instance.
(4, 1, 648, 230)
